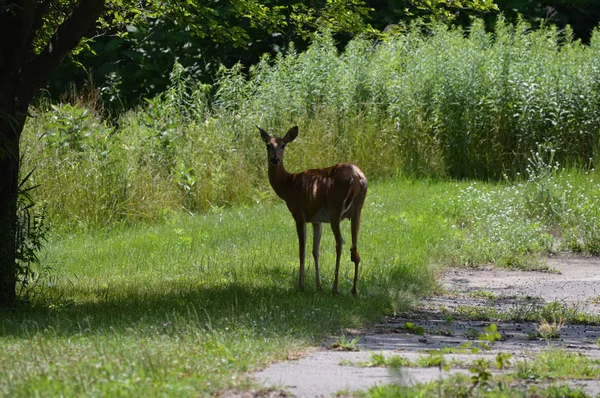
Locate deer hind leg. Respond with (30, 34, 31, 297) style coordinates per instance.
(312, 223, 323, 291)
(295, 219, 307, 292)
(350, 194, 366, 296)
(350, 215, 361, 296)
(330, 220, 344, 296)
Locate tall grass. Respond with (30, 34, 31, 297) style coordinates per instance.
(21, 18, 600, 229)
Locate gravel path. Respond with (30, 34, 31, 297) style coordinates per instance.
(253, 256, 600, 397)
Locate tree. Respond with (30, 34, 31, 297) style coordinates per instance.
(48, 0, 376, 111)
(0, 0, 110, 307)
(494, 0, 600, 43)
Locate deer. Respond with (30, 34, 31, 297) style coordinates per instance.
(258, 125, 368, 296)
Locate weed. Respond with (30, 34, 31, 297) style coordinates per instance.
(467, 290, 497, 301)
(464, 328, 480, 340)
(15, 170, 51, 303)
(416, 353, 445, 368)
(367, 352, 412, 368)
(536, 317, 565, 340)
(516, 350, 600, 381)
(440, 313, 455, 336)
(403, 322, 426, 335)
(330, 334, 360, 351)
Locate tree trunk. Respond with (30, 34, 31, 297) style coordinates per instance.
(0, 109, 24, 307)
(0, 0, 106, 307)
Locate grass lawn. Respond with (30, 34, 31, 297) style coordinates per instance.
(4, 167, 600, 396)
(0, 179, 456, 396)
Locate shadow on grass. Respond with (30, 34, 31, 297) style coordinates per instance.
(0, 280, 393, 340)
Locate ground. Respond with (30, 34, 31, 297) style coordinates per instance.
(253, 256, 600, 397)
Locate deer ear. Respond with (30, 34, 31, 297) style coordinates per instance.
(283, 126, 298, 143)
(257, 126, 271, 143)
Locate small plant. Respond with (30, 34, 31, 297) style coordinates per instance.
(464, 328, 479, 340)
(467, 290, 496, 302)
(15, 170, 51, 302)
(468, 358, 494, 392)
(477, 323, 502, 350)
(368, 352, 412, 368)
(468, 352, 513, 395)
(439, 314, 454, 336)
(460, 324, 502, 354)
(536, 317, 565, 340)
(330, 334, 360, 351)
(416, 353, 445, 368)
(403, 322, 426, 335)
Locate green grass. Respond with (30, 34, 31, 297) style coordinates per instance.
(8, 172, 600, 395)
(1, 179, 450, 396)
(362, 379, 590, 398)
(359, 350, 598, 397)
(452, 300, 600, 324)
(516, 350, 600, 381)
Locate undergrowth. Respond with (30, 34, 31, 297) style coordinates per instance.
(21, 19, 600, 231)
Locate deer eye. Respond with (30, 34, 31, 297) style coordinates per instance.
(281, 144, 286, 148)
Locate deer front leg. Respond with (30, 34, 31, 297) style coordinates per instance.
(330, 220, 344, 295)
(312, 223, 323, 291)
(295, 218, 307, 292)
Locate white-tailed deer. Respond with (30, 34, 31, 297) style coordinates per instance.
(258, 126, 368, 295)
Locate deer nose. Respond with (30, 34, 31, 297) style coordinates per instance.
(270, 157, 280, 165)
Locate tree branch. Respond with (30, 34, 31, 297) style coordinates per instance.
(0, 1, 36, 101)
(25, 0, 52, 51)
(19, 0, 105, 105)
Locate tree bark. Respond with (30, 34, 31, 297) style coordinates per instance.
(0, 0, 106, 307)
(0, 109, 24, 308)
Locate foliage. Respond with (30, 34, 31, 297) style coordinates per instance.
(20, 19, 600, 265)
(447, 146, 600, 267)
(516, 350, 600, 381)
(403, 322, 426, 335)
(15, 171, 49, 302)
(48, 0, 378, 110)
(46, 0, 600, 113)
(362, 346, 592, 397)
(492, 0, 600, 43)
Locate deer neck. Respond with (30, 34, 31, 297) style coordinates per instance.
(268, 162, 293, 200)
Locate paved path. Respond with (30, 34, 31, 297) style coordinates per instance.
(254, 257, 600, 397)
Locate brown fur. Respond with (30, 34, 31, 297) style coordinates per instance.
(258, 126, 368, 295)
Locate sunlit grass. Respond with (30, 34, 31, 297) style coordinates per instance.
(7, 168, 600, 395)
(0, 179, 451, 396)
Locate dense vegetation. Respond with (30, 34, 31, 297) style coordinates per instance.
(49, 0, 600, 111)
(23, 19, 600, 229)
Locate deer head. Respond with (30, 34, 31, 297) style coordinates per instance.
(258, 125, 298, 166)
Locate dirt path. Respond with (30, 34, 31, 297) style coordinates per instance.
(253, 256, 600, 397)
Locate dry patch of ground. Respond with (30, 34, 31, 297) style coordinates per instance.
(254, 256, 600, 397)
